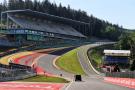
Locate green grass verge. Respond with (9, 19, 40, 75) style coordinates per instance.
(56, 49, 85, 75)
(16, 75, 69, 83)
(91, 49, 102, 65)
(88, 44, 115, 72)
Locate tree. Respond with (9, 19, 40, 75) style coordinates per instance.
(2, 0, 7, 11)
(116, 32, 135, 71)
(24, 0, 33, 9)
(117, 33, 132, 50)
(0, 0, 125, 41)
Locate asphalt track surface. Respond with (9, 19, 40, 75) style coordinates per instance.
(34, 42, 134, 90)
(1, 43, 133, 90)
(38, 47, 76, 78)
(67, 43, 133, 90)
(0, 49, 66, 90)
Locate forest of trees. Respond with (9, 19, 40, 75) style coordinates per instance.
(0, 0, 126, 41)
(116, 32, 135, 70)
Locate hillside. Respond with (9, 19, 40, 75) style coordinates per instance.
(0, 0, 128, 41)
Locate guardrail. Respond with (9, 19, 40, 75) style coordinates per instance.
(0, 44, 36, 57)
(106, 72, 135, 78)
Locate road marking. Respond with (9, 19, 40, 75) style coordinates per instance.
(53, 56, 61, 70)
(31, 54, 45, 67)
(65, 80, 74, 90)
(80, 45, 101, 75)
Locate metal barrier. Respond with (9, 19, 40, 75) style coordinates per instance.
(106, 72, 135, 78)
(0, 63, 36, 81)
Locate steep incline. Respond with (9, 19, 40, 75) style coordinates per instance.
(8, 42, 133, 90)
(37, 47, 76, 79)
(67, 42, 133, 90)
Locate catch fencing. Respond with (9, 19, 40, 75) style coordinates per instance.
(0, 63, 36, 81)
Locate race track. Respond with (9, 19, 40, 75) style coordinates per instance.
(31, 43, 134, 90)
(66, 43, 133, 90)
(1, 42, 133, 90)
(24, 42, 133, 90)
(37, 47, 76, 78)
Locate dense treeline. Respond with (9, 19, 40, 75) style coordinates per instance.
(0, 0, 125, 40)
(116, 32, 135, 71)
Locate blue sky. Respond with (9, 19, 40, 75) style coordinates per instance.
(1, 0, 135, 29)
(49, 0, 135, 29)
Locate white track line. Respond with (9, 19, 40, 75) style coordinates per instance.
(65, 80, 74, 90)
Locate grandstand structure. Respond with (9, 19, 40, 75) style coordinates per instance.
(103, 50, 131, 64)
(0, 9, 90, 47)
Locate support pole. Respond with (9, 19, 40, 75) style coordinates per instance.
(7, 13, 9, 29)
(1, 12, 3, 30)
